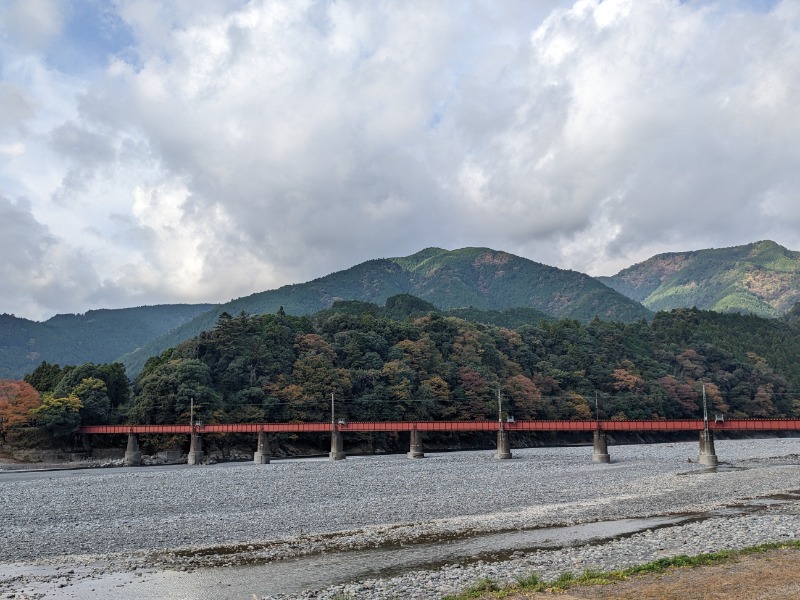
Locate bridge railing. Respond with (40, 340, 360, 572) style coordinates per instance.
(76, 418, 800, 435)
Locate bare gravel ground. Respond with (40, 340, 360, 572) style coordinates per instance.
(1, 438, 799, 599)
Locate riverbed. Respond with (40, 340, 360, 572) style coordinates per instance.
(1, 438, 799, 599)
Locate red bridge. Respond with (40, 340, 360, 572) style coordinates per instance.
(78, 419, 800, 467)
(78, 418, 800, 435)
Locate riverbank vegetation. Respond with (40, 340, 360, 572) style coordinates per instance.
(441, 540, 800, 599)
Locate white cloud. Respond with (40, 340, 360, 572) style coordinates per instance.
(0, 196, 100, 319)
(0, 0, 65, 53)
(0, 143, 25, 157)
(0, 82, 34, 130)
(2, 0, 800, 320)
(458, 0, 800, 272)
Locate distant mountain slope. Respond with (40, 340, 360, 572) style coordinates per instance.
(120, 247, 650, 376)
(392, 247, 648, 320)
(598, 240, 800, 317)
(0, 304, 214, 379)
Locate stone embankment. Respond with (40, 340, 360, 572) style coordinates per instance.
(1, 439, 799, 599)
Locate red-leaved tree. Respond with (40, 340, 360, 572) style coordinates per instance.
(0, 379, 42, 441)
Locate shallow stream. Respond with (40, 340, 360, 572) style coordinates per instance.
(17, 515, 688, 599)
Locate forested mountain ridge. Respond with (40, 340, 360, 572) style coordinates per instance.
(599, 240, 800, 318)
(118, 301, 800, 434)
(0, 305, 214, 379)
(119, 247, 649, 377)
(189, 247, 649, 322)
(389, 248, 648, 321)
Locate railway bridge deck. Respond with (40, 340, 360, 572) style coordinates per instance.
(77, 419, 800, 467)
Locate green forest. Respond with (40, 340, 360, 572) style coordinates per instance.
(9, 295, 799, 451)
(0, 304, 213, 379)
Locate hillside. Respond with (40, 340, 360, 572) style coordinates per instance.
(0, 304, 214, 379)
(598, 240, 800, 318)
(393, 248, 648, 321)
(119, 247, 650, 376)
(117, 303, 800, 432)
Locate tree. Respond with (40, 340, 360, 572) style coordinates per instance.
(52, 362, 129, 411)
(33, 394, 82, 440)
(750, 384, 776, 417)
(658, 375, 700, 417)
(611, 363, 645, 393)
(289, 344, 352, 421)
(129, 358, 221, 424)
(97, 363, 130, 410)
(72, 377, 111, 425)
(564, 392, 592, 420)
(503, 374, 545, 420)
(703, 381, 728, 414)
(0, 380, 42, 441)
(380, 360, 417, 418)
(24, 362, 65, 393)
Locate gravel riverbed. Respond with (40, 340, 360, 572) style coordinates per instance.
(1, 438, 800, 599)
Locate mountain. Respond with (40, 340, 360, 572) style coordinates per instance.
(8, 241, 800, 383)
(393, 248, 648, 321)
(119, 247, 650, 376)
(598, 240, 800, 318)
(0, 304, 214, 379)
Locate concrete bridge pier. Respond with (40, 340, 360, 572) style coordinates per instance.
(407, 429, 425, 458)
(124, 432, 142, 466)
(698, 429, 718, 466)
(495, 428, 512, 459)
(592, 430, 611, 463)
(329, 430, 346, 461)
(254, 430, 270, 464)
(187, 432, 205, 465)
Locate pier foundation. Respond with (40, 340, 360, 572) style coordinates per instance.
(124, 432, 142, 467)
(407, 429, 425, 458)
(592, 430, 611, 463)
(187, 432, 205, 465)
(494, 428, 512, 459)
(254, 430, 270, 464)
(329, 430, 346, 461)
(698, 429, 718, 466)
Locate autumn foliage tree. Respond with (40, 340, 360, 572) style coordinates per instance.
(0, 380, 42, 441)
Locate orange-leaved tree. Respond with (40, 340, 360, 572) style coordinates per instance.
(0, 379, 42, 442)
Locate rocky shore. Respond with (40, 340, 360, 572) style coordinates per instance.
(1, 438, 799, 599)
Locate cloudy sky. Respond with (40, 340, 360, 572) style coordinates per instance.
(2, 0, 799, 321)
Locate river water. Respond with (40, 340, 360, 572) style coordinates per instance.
(25, 515, 689, 599)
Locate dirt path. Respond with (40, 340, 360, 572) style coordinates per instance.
(504, 547, 800, 600)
